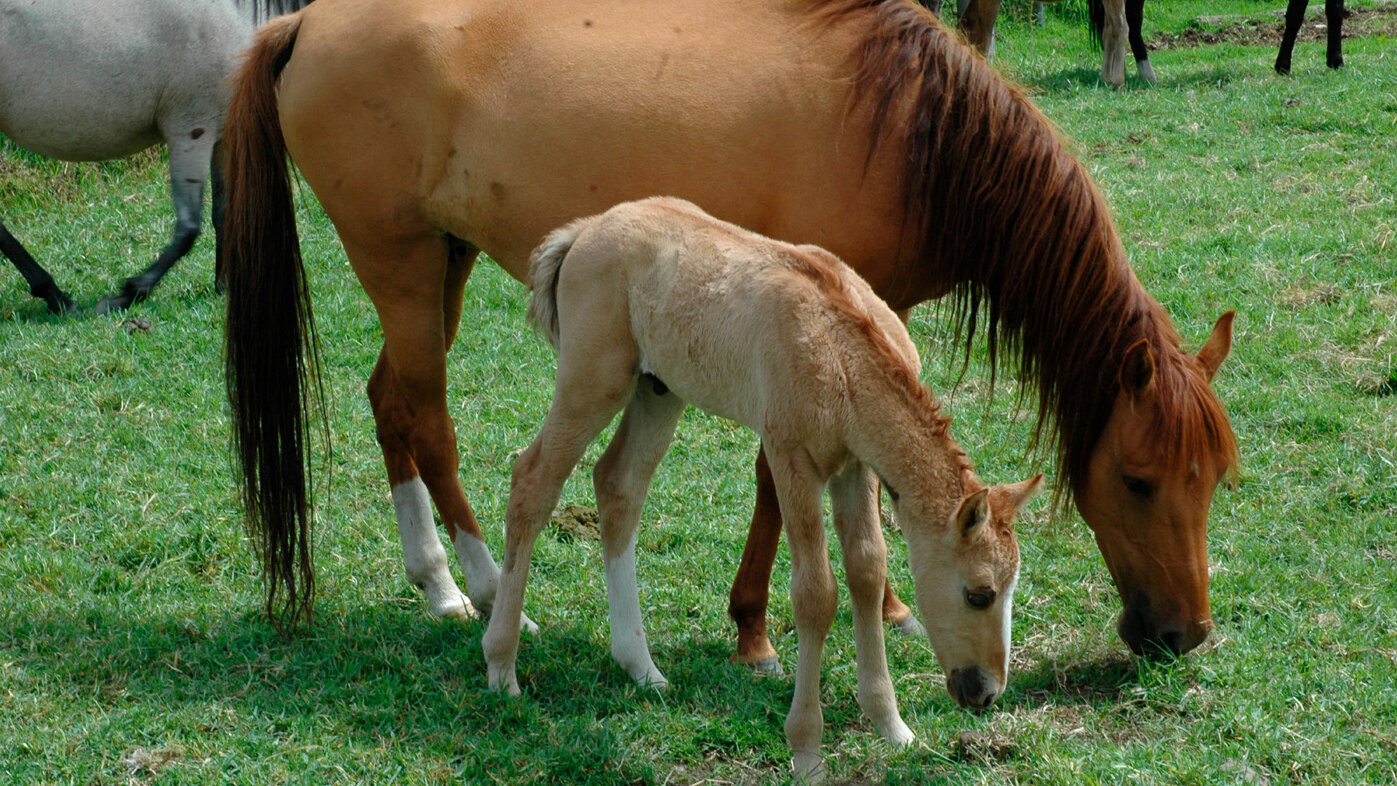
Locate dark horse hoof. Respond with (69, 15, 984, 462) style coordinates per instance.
(1274, 59, 1292, 76)
(1328, 56, 1345, 69)
(95, 279, 151, 315)
(42, 290, 80, 316)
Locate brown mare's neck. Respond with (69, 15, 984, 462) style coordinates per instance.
(822, 0, 1185, 497)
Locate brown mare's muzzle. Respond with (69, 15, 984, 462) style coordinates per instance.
(1117, 592, 1213, 657)
(948, 667, 1001, 710)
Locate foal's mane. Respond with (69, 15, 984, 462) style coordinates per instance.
(810, 0, 1237, 498)
(780, 247, 972, 478)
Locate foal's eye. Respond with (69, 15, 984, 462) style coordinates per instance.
(964, 589, 995, 610)
(1122, 475, 1155, 499)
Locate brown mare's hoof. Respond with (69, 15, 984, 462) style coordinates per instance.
(746, 657, 783, 676)
(731, 651, 784, 676)
(892, 614, 926, 637)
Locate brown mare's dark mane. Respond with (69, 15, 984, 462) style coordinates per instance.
(813, 0, 1237, 499)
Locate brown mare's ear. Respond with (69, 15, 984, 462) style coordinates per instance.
(954, 488, 990, 538)
(1196, 311, 1235, 382)
(1120, 339, 1156, 401)
(998, 473, 1045, 519)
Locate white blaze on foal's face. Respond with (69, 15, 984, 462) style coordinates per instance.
(906, 475, 1043, 710)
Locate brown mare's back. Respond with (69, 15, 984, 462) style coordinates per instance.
(278, 0, 922, 296)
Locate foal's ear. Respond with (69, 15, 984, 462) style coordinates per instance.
(1196, 311, 1235, 382)
(1119, 339, 1156, 401)
(953, 488, 990, 538)
(996, 473, 1045, 519)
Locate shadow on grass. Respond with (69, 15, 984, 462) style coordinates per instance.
(1, 602, 793, 782)
(1004, 653, 1142, 708)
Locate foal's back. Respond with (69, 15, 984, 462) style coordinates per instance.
(544, 198, 917, 434)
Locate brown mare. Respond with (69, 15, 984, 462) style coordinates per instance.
(923, 0, 1157, 86)
(222, 0, 1238, 661)
(486, 197, 1041, 779)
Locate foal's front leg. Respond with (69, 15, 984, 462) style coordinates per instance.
(769, 448, 838, 784)
(829, 463, 913, 748)
(594, 381, 687, 689)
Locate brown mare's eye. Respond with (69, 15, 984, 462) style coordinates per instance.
(965, 589, 994, 610)
(1123, 475, 1155, 499)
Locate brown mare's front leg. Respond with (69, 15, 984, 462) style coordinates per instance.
(727, 446, 916, 671)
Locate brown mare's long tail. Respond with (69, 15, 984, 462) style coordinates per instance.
(220, 11, 322, 632)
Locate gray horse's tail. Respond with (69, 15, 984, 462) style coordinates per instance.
(220, 10, 324, 633)
(527, 218, 591, 350)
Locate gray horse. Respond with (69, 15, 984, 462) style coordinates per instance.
(0, 0, 312, 315)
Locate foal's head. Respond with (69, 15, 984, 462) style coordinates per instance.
(905, 473, 1043, 709)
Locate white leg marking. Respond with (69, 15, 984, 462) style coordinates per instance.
(604, 534, 666, 689)
(455, 532, 539, 634)
(392, 479, 474, 620)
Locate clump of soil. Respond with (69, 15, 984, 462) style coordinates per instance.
(1149, 5, 1397, 50)
(550, 503, 601, 541)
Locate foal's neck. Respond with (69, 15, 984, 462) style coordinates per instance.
(842, 357, 974, 526)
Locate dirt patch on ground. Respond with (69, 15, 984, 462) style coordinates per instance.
(1150, 5, 1397, 50)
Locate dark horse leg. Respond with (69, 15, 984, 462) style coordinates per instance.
(1125, 0, 1157, 84)
(1275, 0, 1310, 74)
(0, 216, 78, 314)
(96, 129, 217, 314)
(1275, 0, 1344, 75)
(728, 446, 920, 672)
(1325, 0, 1345, 69)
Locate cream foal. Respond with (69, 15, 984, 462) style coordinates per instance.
(482, 197, 1041, 782)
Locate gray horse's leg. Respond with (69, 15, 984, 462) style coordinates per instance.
(96, 133, 213, 314)
(0, 216, 78, 315)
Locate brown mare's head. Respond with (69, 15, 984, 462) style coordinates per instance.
(1076, 312, 1237, 656)
(821, 0, 1240, 656)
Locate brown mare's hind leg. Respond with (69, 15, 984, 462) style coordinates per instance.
(728, 446, 918, 671)
(359, 235, 530, 627)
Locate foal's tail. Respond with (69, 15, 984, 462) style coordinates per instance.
(526, 218, 591, 350)
(220, 11, 323, 633)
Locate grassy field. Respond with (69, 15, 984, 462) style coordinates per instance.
(1, 2, 1394, 783)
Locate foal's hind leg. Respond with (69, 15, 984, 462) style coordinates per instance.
(829, 463, 913, 748)
(483, 331, 641, 695)
(0, 216, 77, 315)
(593, 380, 686, 689)
(97, 129, 215, 313)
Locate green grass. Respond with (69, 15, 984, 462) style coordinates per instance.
(2, 5, 1395, 784)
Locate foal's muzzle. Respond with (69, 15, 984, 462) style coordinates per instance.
(948, 667, 1001, 710)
